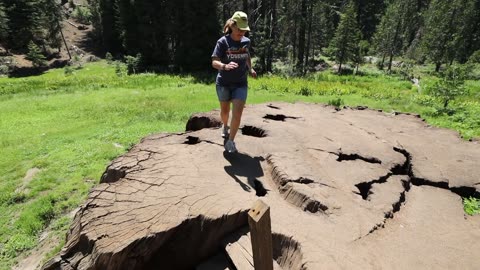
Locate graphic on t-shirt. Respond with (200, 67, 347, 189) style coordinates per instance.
(226, 46, 249, 61)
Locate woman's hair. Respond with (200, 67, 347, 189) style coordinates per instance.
(223, 19, 236, 35)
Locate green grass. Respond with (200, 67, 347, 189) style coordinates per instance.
(464, 197, 480, 215)
(0, 61, 479, 269)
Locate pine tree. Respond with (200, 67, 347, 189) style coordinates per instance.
(98, 0, 122, 54)
(372, 0, 420, 72)
(453, 0, 478, 63)
(173, 0, 219, 71)
(316, 1, 338, 49)
(353, 40, 369, 73)
(26, 41, 46, 67)
(117, 0, 139, 55)
(430, 64, 469, 109)
(0, 2, 8, 44)
(328, 1, 362, 73)
(295, 0, 307, 74)
(266, 0, 277, 72)
(421, 0, 465, 71)
(354, 0, 386, 41)
(40, 0, 63, 52)
(87, 0, 103, 48)
(4, 0, 44, 51)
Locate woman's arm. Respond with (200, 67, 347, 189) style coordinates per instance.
(247, 56, 257, 78)
(212, 57, 238, 71)
(212, 57, 225, 71)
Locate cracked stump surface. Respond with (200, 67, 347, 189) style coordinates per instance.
(44, 102, 480, 270)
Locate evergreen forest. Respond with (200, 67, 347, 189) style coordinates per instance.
(1, 0, 480, 74)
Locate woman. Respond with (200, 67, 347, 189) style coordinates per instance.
(211, 11, 257, 153)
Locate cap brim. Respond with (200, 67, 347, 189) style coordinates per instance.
(237, 24, 250, 31)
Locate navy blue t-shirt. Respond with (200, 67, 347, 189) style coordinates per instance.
(212, 35, 251, 87)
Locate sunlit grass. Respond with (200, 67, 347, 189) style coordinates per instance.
(464, 197, 480, 215)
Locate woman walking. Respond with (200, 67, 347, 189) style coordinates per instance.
(211, 11, 257, 153)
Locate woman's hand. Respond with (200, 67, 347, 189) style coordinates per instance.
(224, 62, 239, 71)
(249, 68, 257, 78)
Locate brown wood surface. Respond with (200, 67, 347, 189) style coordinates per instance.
(248, 200, 273, 270)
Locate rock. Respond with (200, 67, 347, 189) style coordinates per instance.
(43, 102, 480, 270)
(85, 55, 100, 62)
(49, 59, 69, 68)
(0, 46, 7, 56)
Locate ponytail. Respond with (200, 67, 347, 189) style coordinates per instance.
(223, 19, 235, 35)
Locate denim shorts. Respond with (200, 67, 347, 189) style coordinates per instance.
(216, 85, 248, 102)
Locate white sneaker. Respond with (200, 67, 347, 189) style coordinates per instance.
(224, 140, 237, 153)
(221, 126, 229, 138)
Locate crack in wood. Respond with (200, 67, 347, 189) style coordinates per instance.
(355, 173, 393, 200)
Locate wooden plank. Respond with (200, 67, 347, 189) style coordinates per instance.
(225, 234, 254, 270)
(223, 231, 282, 270)
(248, 199, 274, 270)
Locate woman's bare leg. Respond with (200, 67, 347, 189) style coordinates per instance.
(229, 99, 245, 141)
(220, 101, 230, 128)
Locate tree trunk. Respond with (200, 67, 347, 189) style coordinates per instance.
(296, 0, 307, 74)
(252, 0, 258, 35)
(380, 53, 386, 70)
(259, 0, 267, 72)
(291, 1, 298, 68)
(265, 0, 276, 72)
(387, 51, 394, 73)
(305, 0, 313, 74)
(437, 7, 457, 73)
(387, 20, 401, 72)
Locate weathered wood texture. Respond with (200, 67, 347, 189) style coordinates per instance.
(43, 102, 480, 270)
(248, 200, 274, 270)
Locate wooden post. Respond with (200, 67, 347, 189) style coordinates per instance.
(248, 199, 273, 270)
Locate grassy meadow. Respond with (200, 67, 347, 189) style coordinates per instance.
(0, 61, 479, 269)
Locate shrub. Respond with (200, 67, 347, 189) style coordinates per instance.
(72, 54, 82, 68)
(398, 60, 415, 80)
(298, 86, 312, 96)
(26, 41, 46, 68)
(115, 61, 127, 77)
(0, 64, 8, 75)
(125, 53, 142, 75)
(468, 50, 480, 64)
(429, 65, 469, 108)
(64, 65, 74, 76)
(0, 56, 15, 75)
(72, 6, 92, 24)
(328, 97, 344, 108)
(105, 52, 113, 63)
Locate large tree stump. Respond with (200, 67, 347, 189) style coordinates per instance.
(44, 102, 480, 270)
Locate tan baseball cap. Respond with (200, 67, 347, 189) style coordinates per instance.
(231, 11, 250, 31)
